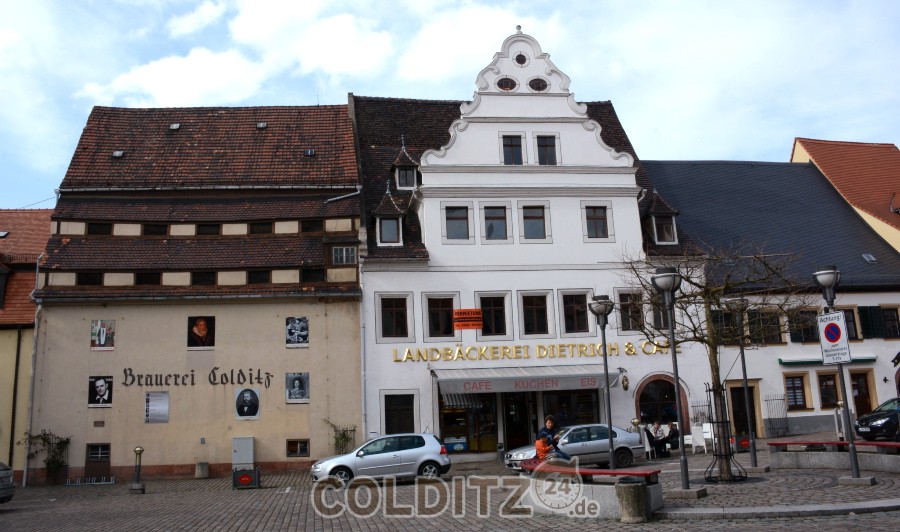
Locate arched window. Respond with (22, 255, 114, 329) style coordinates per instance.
(639, 379, 677, 424)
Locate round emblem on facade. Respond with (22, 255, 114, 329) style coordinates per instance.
(531, 465, 582, 510)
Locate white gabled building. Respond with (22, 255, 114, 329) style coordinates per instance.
(352, 30, 701, 456)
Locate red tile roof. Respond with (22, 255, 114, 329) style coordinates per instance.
(0, 209, 52, 263)
(0, 271, 37, 325)
(62, 106, 358, 190)
(793, 138, 900, 232)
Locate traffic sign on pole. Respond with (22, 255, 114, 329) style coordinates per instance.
(817, 311, 852, 365)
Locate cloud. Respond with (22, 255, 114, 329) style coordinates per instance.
(76, 47, 267, 107)
(168, 1, 228, 37)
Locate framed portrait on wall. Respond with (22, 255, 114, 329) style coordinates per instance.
(285, 316, 309, 348)
(235, 388, 260, 419)
(88, 376, 113, 407)
(285, 373, 310, 404)
(90, 320, 116, 351)
(187, 316, 215, 349)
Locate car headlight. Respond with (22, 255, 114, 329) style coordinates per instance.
(512, 451, 531, 460)
(311, 463, 322, 471)
(870, 418, 888, 427)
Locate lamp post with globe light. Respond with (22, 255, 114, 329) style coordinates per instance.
(588, 295, 616, 469)
(813, 266, 860, 478)
(651, 267, 690, 490)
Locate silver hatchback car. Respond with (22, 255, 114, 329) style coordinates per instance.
(311, 433, 451, 484)
(0, 461, 14, 504)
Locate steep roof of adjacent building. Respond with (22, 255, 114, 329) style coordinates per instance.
(642, 160, 900, 289)
(0, 209, 51, 325)
(792, 138, 900, 232)
(62, 105, 358, 190)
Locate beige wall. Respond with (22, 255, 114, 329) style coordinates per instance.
(30, 299, 361, 475)
(0, 328, 34, 471)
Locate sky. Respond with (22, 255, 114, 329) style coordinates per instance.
(2, 0, 899, 209)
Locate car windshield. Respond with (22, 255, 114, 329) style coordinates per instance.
(874, 398, 899, 412)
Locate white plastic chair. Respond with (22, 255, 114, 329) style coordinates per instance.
(642, 426, 657, 459)
(691, 425, 708, 454)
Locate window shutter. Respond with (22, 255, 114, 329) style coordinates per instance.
(858, 306, 884, 339)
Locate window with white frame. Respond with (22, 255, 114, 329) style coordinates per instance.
(560, 291, 591, 336)
(518, 200, 551, 243)
(477, 292, 512, 341)
(423, 293, 459, 341)
(502, 134, 524, 165)
(618, 292, 644, 332)
(376, 293, 414, 343)
(396, 167, 417, 189)
(378, 217, 402, 246)
(519, 291, 553, 338)
(535, 134, 558, 165)
(442, 202, 474, 244)
(480, 202, 512, 243)
(653, 215, 677, 244)
(331, 246, 357, 265)
(581, 200, 614, 242)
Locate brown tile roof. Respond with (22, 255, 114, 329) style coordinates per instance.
(61, 106, 358, 190)
(793, 138, 900, 232)
(0, 209, 52, 263)
(52, 193, 358, 222)
(0, 271, 37, 325)
(41, 234, 324, 271)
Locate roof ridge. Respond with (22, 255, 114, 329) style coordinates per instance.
(796, 137, 898, 149)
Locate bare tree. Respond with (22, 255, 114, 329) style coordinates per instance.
(620, 244, 817, 481)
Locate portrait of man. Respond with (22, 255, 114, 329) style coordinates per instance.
(235, 388, 260, 419)
(88, 376, 113, 407)
(90, 320, 116, 351)
(187, 316, 215, 348)
(285, 316, 309, 347)
(285, 373, 310, 403)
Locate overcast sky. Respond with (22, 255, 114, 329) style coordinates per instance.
(2, 0, 898, 209)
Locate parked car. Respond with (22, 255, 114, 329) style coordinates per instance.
(855, 397, 900, 441)
(311, 433, 451, 484)
(504, 423, 644, 470)
(0, 461, 14, 504)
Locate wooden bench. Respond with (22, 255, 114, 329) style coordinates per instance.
(520, 458, 661, 484)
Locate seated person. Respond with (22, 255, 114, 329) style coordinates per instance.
(644, 421, 670, 457)
(536, 414, 571, 461)
(665, 422, 680, 450)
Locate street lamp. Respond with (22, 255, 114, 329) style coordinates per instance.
(588, 295, 616, 469)
(723, 297, 758, 467)
(651, 267, 690, 490)
(813, 265, 860, 478)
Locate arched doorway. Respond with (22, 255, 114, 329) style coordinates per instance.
(636, 376, 688, 425)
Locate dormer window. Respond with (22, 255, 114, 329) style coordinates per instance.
(378, 217, 402, 246)
(653, 215, 677, 244)
(396, 167, 418, 189)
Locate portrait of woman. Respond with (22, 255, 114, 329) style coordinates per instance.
(285, 373, 310, 403)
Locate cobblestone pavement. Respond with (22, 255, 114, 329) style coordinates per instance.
(2, 435, 898, 531)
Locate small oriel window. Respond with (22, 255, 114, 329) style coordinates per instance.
(654, 216, 676, 244)
(397, 167, 417, 189)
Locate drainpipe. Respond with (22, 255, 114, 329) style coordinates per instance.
(324, 185, 362, 204)
(8, 326, 22, 465)
(23, 254, 43, 487)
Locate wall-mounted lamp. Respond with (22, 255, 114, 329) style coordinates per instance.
(621, 375, 630, 391)
(617, 367, 627, 374)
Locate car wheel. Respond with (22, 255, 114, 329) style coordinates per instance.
(418, 461, 441, 479)
(332, 466, 353, 485)
(614, 448, 633, 468)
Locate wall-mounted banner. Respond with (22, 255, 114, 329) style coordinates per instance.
(145, 391, 169, 423)
(90, 320, 116, 351)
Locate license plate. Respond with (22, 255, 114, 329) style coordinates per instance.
(858, 427, 870, 432)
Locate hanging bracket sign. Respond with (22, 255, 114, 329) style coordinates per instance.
(817, 311, 852, 365)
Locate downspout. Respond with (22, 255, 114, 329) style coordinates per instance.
(23, 253, 43, 487)
(8, 326, 22, 465)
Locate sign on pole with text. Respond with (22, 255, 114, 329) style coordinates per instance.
(817, 311, 852, 365)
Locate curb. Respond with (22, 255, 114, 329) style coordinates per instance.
(654, 498, 900, 520)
